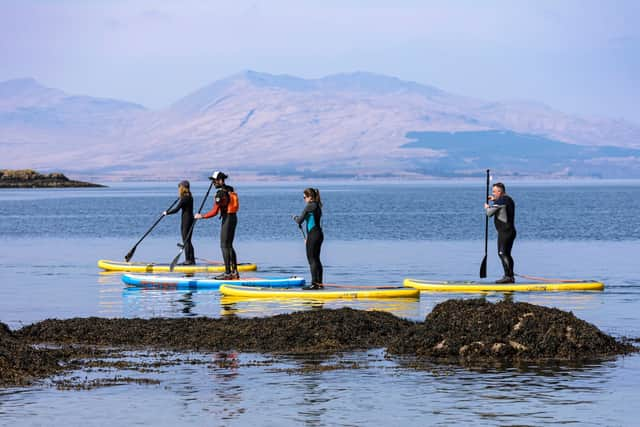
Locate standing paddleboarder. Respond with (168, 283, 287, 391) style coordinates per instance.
(293, 188, 324, 289)
(484, 182, 517, 284)
(195, 171, 240, 280)
(163, 180, 195, 265)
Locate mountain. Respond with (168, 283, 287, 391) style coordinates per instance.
(1, 71, 639, 180)
(0, 78, 146, 172)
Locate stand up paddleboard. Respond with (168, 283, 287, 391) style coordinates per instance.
(121, 273, 304, 290)
(99, 259, 257, 273)
(403, 278, 604, 292)
(219, 284, 420, 299)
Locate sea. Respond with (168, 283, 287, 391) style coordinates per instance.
(1, 180, 639, 426)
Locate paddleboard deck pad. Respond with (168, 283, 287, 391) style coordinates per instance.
(219, 284, 420, 299)
(403, 278, 604, 292)
(122, 273, 305, 289)
(99, 259, 257, 273)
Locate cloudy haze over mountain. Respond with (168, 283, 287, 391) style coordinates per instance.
(1, 1, 638, 122)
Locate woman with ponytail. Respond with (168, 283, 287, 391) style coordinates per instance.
(163, 180, 195, 265)
(294, 188, 324, 289)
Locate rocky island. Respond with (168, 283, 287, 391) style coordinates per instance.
(0, 169, 105, 188)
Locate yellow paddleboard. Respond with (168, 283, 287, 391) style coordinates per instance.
(97, 259, 257, 273)
(403, 278, 604, 292)
(219, 284, 420, 299)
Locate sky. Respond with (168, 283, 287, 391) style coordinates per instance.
(1, 0, 638, 123)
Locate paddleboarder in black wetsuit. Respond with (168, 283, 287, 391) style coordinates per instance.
(294, 188, 324, 289)
(164, 180, 195, 265)
(484, 182, 517, 284)
(195, 171, 240, 280)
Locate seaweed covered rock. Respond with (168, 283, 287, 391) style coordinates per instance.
(4, 303, 637, 387)
(17, 308, 413, 354)
(387, 299, 636, 362)
(0, 322, 66, 387)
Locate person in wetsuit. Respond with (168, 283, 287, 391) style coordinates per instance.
(294, 188, 324, 289)
(163, 180, 195, 265)
(195, 171, 239, 280)
(484, 182, 517, 284)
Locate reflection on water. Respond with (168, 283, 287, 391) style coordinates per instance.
(116, 286, 422, 321)
(219, 296, 422, 320)
(1, 349, 635, 426)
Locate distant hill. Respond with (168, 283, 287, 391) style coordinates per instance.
(1, 71, 639, 180)
(403, 130, 640, 178)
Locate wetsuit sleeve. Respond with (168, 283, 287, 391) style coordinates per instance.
(486, 196, 507, 217)
(485, 204, 502, 217)
(294, 203, 313, 225)
(165, 197, 185, 215)
(201, 200, 220, 219)
(487, 197, 511, 226)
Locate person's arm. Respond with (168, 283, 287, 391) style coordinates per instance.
(486, 197, 508, 220)
(164, 197, 185, 216)
(201, 190, 229, 219)
(294, 203, 313, 225)
(200, 201, 220, 219)
(485, 204, 502, 217)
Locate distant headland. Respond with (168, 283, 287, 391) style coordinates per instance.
(0, 169, 105, 188)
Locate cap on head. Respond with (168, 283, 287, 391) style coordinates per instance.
(178, 180, 190, 188)
(209, 171, 228, 181)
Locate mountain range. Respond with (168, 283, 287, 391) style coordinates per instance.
(2, 71, 639, 180)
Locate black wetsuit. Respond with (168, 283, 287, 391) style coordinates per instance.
(203, 184, 238, 274)
(486, 194, 517, 279)
(165, 195, 195, 264)
(295, 201, 324, 286)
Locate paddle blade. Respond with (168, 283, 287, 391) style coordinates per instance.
(479, 256, 487, 279)
(169, 250, 183, 272)
(124, 246, 136, 262)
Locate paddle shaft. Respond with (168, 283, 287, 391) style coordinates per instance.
(125, 198, 179, 261)
(169, 180, 215, 270)
(479, 169, 490, 278)
(322, 284, 400, 289)
(196, 257, 224, 265)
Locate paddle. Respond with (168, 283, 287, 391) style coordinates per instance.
(124, 198, 179, 262)
(169, 180, 215, 271)
(196, 257, 224, 265)
(321, 283, 400, 289)
(479, 169, 490, 278)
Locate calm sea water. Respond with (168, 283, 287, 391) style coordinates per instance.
(1, 181, 639, 426)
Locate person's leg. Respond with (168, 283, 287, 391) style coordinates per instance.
(217, 217, 232, 278)
(305, 232, 314, 278)
(312, 231, 324, 284)
(185, 241, 195, 264)
(497, 230, 516, 283)
(502, 230, 516, 278)
(227, 215, 238, 276)
(306, 229, 323, 286)
(181, 224, 195, 264)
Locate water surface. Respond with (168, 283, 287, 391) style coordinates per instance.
(1, 182, 639, 426)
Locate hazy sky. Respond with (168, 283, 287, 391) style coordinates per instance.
(1, 0, 638, 123)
